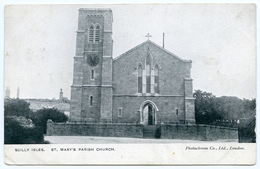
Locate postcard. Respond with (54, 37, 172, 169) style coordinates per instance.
(4, 4, 256, 165)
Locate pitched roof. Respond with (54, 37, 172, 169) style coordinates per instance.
(113, 40, 192, 63)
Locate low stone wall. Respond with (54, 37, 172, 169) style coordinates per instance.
(47, 120, 238, 141)
(161, 124, 238, 141)
(46, 120, 143, 138)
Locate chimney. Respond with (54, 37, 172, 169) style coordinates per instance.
(59, 88, 63, 101)
(17, 87, 20, 99)
(5, 87, 10, 99)
(163, 33, 165, 48)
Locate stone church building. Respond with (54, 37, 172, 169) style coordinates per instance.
(70, 8, 196, 125)
(47, 8, 238, 141)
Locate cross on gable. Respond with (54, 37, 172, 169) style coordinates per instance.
(145, 33, 152, 40)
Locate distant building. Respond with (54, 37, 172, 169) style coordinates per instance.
(4, 88, 70, 117)
(25, 98, 70, 114)
(24, 89, 70, 116)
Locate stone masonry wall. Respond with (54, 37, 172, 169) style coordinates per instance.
(47, 120, 238, 141)
(161, 124, 238, 141)
(113, 41, 190, 96)
(112, 96, 185, 123)
(46, 120, 143, 138)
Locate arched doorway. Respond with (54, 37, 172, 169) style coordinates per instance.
(139, 100, 159, 125)
(143, 104, 154, 125)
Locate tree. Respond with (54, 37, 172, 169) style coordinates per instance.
(211, 96, 244, 120)
(194, 90, 256, 142)
(242, 98, 256, 119)
(193, 90, 223, 124)
(4, 99, 31, 118)
(194, 90, 256, 124)
(30, 108, 68, 134)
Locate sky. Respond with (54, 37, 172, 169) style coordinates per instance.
(4, 4, 256, 99)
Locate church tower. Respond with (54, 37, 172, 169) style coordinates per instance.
(70, 9, 113, 122)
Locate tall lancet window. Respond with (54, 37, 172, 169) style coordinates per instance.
(91, 69, 94, 80)
(146, 54, 151, 93)
(95, 25, 100, 43)
(90, 96, 93, 107)
(89, 25, 94, 43)
(154, 65, 159, 93)
(138, 65, 142, 93)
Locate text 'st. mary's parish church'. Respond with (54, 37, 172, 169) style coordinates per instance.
(70, 8, 196, 125)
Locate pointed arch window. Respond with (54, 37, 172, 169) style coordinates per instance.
(138, 65, 143, 93)
(89, 26, 94, 43)
(146, 55, 151, 93)
(95, 25, 100, 43)
(154, 65, 159, 93)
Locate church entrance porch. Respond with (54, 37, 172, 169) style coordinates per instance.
(140, 100, 159, 126)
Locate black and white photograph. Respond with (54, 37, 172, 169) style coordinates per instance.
(3, 3, 256, 165)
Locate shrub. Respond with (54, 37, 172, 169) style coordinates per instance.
(4, 99, 31, 117)
(4, 117, 46, 144)
(30, 108, 68, 134)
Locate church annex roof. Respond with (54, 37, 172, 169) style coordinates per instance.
(113, 40, 192, 63)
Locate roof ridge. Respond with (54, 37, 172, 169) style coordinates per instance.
(113, 40, 149, 61)
(113, 40, 192, 63)
(147, 40, 191, 63)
